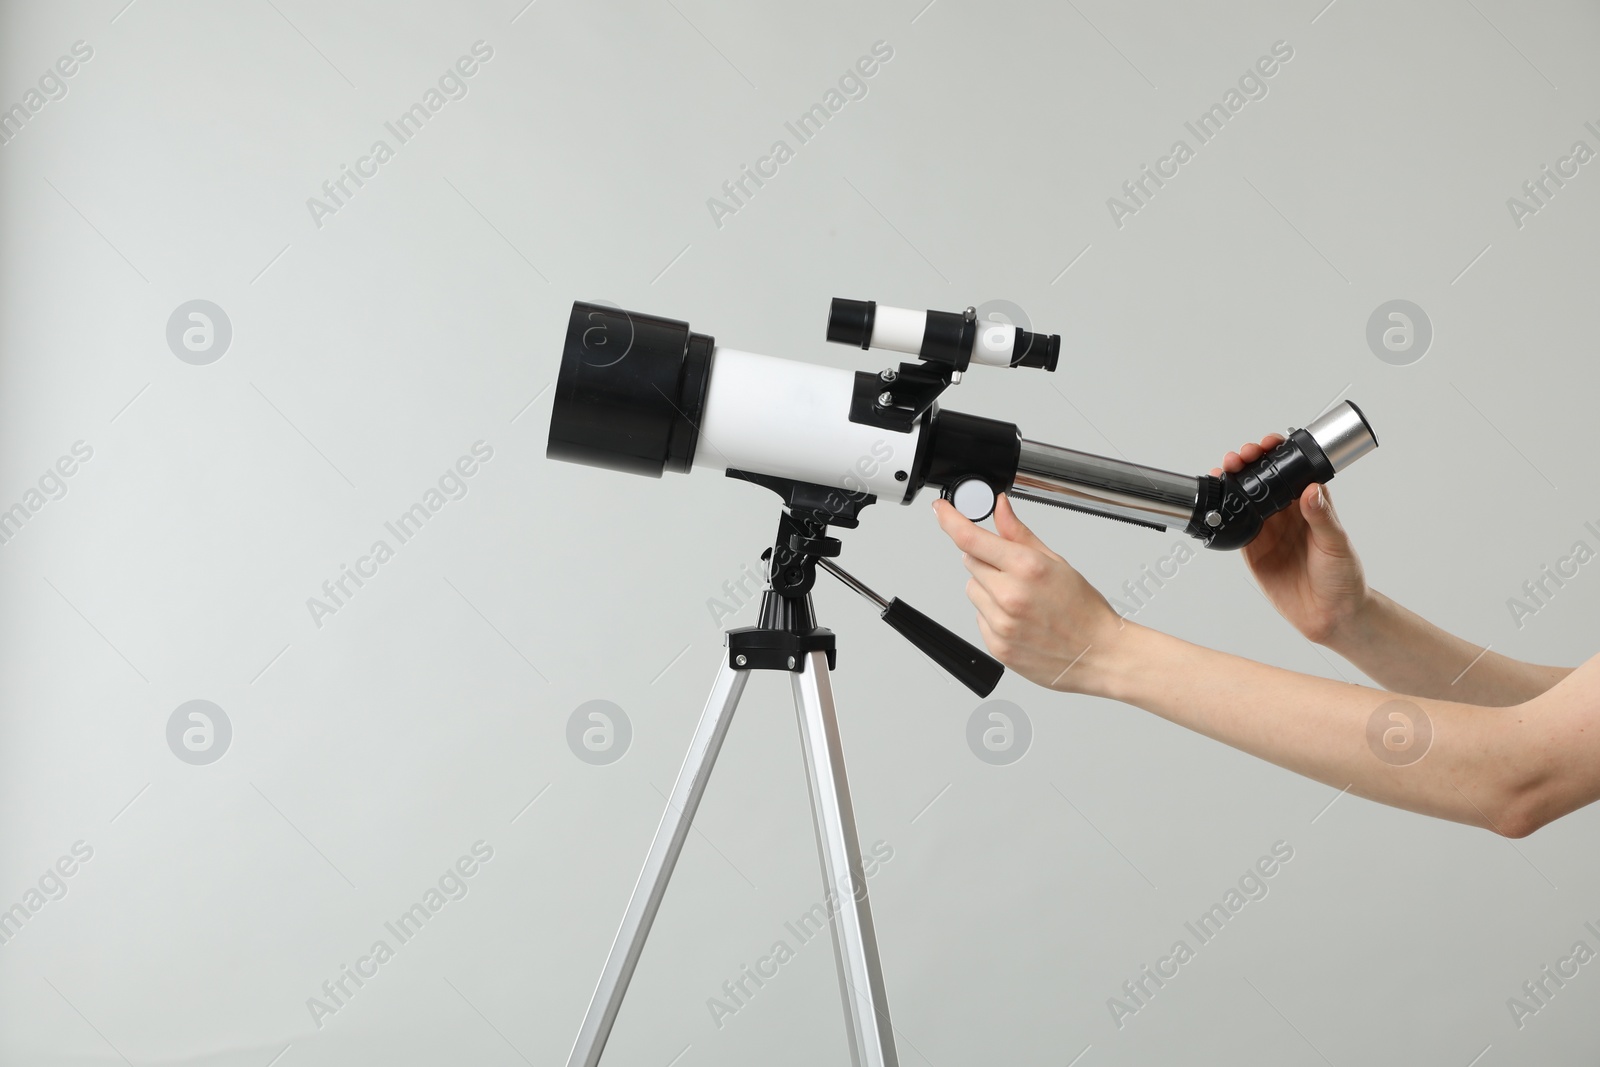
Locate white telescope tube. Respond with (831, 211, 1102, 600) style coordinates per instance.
(692, 347, 922, 501)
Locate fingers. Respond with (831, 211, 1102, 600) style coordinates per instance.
(992, 494, 1061, 559)
(974, 609, 1004, 659)
(961, 550, 1001, 580)
(1223, 443, 1262, 472)
(933, 497, 1031, 570)
(954, 507, 1041, 611)
(1298, 483, 1358, 556)
(938, 495, 1070, 627)
(964, 576, 1011, 660)
(1298, 481, 1326, 516)
(962, 551, 1010, 607)
(965, 573, 1000, 617)
(1299, 481, 1340, 527)
(1220, 433, 1286, 474)
(960, 551, 1006, 611)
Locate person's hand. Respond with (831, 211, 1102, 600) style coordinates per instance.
(933, 492, 1123, 694)
(1215, 434, 1368, 644)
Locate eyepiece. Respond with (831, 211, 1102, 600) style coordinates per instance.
(1304, 400, 1377, 472)
(1012, 329, 1059, 372)
(827, 298, 876, 350)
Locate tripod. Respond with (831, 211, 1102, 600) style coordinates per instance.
(566, 475, 1003, 1067)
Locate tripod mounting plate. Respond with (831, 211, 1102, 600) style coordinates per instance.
(726, 622, 837, 673)
(725, 468, 876, 528)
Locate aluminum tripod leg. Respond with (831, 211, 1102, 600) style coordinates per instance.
(565, 662, 750, 1067)
(792, 650, 899, 1067)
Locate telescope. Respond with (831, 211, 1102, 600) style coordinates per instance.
(547, 297, 1379, 1067)
(548, 297, 1376, 546)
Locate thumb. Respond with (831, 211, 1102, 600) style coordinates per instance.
(993, 493, 1057, 556)
(1299, 483, 1352, 553)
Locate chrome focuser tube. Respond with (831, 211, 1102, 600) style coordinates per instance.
(993, 401, 1378, 548)
(1009, 441, 1199, 531)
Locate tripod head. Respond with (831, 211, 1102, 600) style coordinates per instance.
(725, 469, 1004, 697)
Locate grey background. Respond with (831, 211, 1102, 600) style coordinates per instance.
(1, 0, 1597, 1063)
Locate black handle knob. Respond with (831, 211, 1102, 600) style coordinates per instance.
(881, 598, 1004, 696)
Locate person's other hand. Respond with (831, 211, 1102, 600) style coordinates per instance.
(933, 492, 1122, 693)
(1215, 434, 1368, 644)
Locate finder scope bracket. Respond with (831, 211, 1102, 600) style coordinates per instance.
(831, 298, 1060, 433)
(847, 363, 954, 433)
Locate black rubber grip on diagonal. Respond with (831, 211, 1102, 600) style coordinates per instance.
(881, 598, 1004, 696)
(1188, 428, 1336, 550)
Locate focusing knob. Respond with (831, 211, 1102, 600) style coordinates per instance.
(943, 477, 997, 522)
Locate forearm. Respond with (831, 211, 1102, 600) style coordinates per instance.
(1326, 590, 1571, 705)
(1077, 622, 1538, 833)
(935, 494, 1595, 835)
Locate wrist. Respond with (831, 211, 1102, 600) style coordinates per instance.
(1321, 587, 1382, 653)
(1059, 619, 1160, 702)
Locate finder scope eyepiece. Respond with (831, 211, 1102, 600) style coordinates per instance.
(827, 298, 1060, 372)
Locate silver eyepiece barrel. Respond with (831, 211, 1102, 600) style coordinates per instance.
(1304, 400, 1378, 472)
